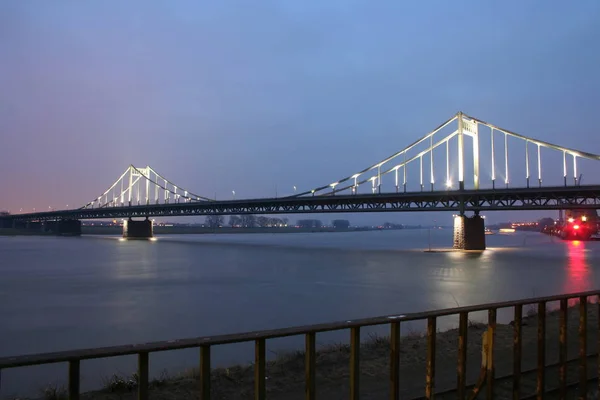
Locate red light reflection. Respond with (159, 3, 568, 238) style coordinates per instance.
(564, 240, 592, 307)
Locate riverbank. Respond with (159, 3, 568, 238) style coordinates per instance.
(22, 302, 599, 400)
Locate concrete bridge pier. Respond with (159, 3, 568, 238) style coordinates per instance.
(123, 218, 153, 239)
(11, 220, 26, 230)
(26, 221, 43, 231)
(453, 213, 486, 250)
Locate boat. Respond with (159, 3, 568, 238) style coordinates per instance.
(499, 228, 516, 233)
(484, 228, 495, 235)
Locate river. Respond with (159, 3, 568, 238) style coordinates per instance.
(0, 229, 597, 396)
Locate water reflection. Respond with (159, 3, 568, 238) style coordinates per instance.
(2, 231, 600, 396)
(564, 240, 592, 306)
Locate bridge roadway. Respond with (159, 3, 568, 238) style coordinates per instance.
(4, 185, 600, 222)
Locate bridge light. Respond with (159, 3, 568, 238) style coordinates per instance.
(582, 215, 588, 222)
(446, 180, 452, 188)
(568, 217, 575, 223)
(573, 225, 580, 230)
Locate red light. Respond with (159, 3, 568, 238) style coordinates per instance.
(573, 225, 580, 230)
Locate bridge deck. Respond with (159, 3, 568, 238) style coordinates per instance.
(3, 185, 600, 221)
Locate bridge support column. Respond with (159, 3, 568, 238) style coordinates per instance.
(12, 220, 25, 230)
(25, 221, 43, 232)
(453, 214, 486, 250)
(123, 218, 153, 239)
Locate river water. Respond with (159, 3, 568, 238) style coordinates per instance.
(0, 229, 597, 396)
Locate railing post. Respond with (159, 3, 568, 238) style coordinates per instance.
(486, 308, 496, 400)
(200, 345, 211, 400)
(305, 333, 316, 400)
(68, 360, 80, 400)
(536, 302, 546, 399)
(425, 317, 436, 400)
(513, 304, 522, 400)
(255, 338, 266, 400)
(350, 327, 360, 400)
(138, 352, 149, 400)
(597, 295, 600, 397)
(390, 322, 401, 400)
(559, 299, 568, 399)
(579, 296, 587, 398)
(457, 312, 468, 400)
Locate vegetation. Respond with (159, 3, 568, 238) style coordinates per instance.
(204, 215, 224, 228)
(227, 215, 289, 228)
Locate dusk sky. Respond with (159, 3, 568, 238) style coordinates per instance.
(1, 1, 599, 225)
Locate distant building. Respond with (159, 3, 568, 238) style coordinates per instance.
(0, 211, 9, 217)
(332, 219, 350, 229)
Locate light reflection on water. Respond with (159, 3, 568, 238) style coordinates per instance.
(563, 240, 593, 306)
(0, 229, 599, 395)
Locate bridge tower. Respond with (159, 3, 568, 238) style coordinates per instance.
(453, 112, 486, 250)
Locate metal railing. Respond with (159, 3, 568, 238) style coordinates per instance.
(1, 290, 599, 400)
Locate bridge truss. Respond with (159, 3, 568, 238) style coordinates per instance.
(8, 186, 600, 222)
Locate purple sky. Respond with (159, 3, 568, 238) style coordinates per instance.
(1, 1, 599, 225)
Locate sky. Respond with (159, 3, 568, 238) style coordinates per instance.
(1, 0, 600, 225)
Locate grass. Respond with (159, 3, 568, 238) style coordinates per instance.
(98, 370, 175, 394)
(101, 373, 138, 392)
(41, 385, 67, 400)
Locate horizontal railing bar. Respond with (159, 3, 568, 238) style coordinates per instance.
(1, 290, 598, 369)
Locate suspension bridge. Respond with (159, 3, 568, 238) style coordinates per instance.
(2, 111, 600, 248)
